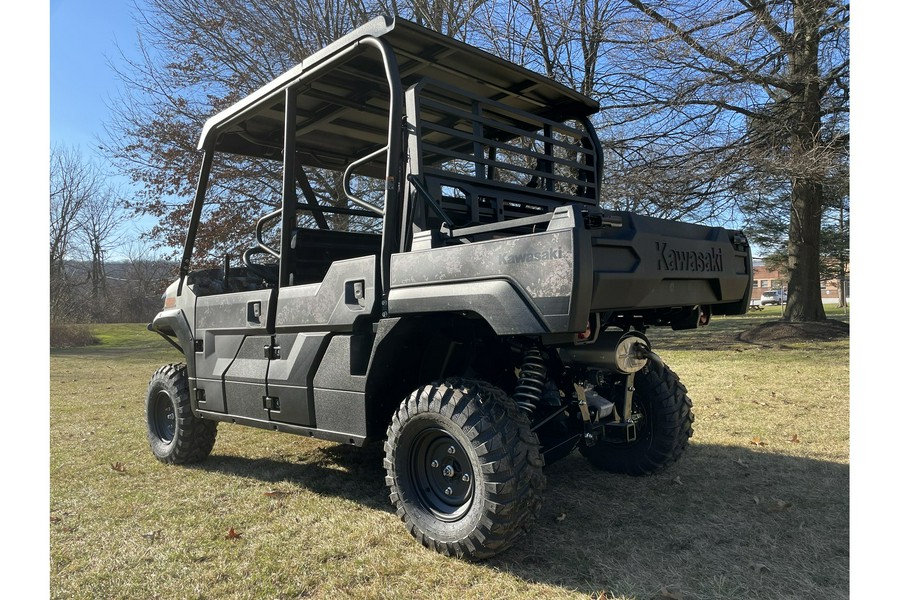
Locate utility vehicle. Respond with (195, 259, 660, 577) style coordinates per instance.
(146, 16, 752, 559)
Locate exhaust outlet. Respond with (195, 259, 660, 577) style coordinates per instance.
(558, 331, 650, 374)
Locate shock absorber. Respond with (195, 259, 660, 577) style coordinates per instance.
(513, 346, 548, 414)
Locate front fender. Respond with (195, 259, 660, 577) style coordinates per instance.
(149, 309, 196, 376)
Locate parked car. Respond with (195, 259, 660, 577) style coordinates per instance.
(760, 290, 786, 305)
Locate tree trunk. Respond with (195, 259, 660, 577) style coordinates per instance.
(838, 274, 846, 308)
(783, 0, 827, 322)
(784, 177, 826, 321)
(838, 202, 847, 308)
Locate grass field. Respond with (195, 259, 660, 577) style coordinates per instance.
(49, 307, 849, 599)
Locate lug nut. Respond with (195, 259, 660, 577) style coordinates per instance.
(431, 460, 439, 468)
(447, 446, 456, 455)
(443, 465, 455, 478)
(461, 474, 470, 483)
(444, 487, 453, 496)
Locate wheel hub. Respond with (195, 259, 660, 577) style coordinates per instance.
(151, 391, 177, 443)
(409, 427, 475, 521)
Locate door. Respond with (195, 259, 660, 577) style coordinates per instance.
(192, 289, 273, 420)
(268, 246, 378, 428)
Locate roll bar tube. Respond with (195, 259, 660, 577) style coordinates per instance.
(179, 145, 216, 289)
(180, 36, 404, 297)
(355, 37, 403, 300)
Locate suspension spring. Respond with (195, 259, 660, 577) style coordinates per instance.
(513, 346, 548, 414)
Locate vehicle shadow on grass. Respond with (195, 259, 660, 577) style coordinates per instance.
(492, 445, 849, 599)
(650, 312, 850, 352)
(196, 442, 391, 514)
(196, 441, 848, 598)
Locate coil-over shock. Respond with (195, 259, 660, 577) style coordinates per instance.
(513, 345, 548, 414)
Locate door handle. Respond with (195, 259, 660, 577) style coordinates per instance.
(247, 301, 262, 323)
(345, 280, 366, 309)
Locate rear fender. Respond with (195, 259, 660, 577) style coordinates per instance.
(363, 316, 507, 438)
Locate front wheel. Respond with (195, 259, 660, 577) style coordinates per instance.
(580, 359, 693, 475)
(384, 379, 545, 559)
(146, 363, 217, 464)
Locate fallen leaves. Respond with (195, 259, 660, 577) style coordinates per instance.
(555, 512, 567, 523)
(111, 462, 127, 473)
(672, 476, 683, 486)
(225, 527, 242, 540)
(747, 433, 802, 447)
(142, 529, 162, 542)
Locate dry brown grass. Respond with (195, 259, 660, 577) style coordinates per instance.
(50, 323, 99, 348)
(50, 317, 848, 599)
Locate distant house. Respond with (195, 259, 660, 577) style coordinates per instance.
(751, 259, 849, 304)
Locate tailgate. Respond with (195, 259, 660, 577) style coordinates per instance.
(588, 212, 752, 315)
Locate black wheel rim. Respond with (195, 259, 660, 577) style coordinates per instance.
(409, 427, 475, 521)
(151, 390, 176, 443)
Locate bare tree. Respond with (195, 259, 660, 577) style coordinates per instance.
(104, 0, 378, 256)
(113, 241, 178, 322)
(50, 145, 103, 322)
(75, 186, 128, 319)
(375, 0, 488, 38)
(478, 1, 847, 322)
(50, 144, 129, 323)
(471, 0, 745, 223)
(601, 0, 849, 321)
(108, 0, 847, 323)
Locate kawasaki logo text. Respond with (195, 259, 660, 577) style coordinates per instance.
(500, 247, 565, 265)
(657, 243, 724, 272)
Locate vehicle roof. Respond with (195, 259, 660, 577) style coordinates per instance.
(198, 15, 599, 165)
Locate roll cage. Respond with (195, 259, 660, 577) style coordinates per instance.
(180, 15, 603, 298)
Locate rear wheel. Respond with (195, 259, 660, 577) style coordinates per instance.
(580, 360, 693, 475)
(146, 363, 217, 464)
(384, 378, 545, 559)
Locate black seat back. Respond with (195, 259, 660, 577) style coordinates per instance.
(290, 228, 381, 284)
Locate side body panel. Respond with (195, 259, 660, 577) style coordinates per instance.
(192, 288, 273, 417)
(389, 209, 582, 334)
(270, 255, 378, 428)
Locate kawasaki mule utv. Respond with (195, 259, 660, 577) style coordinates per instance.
(145, 16, 752, 559)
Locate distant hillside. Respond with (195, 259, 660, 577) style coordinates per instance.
(56, 259, 178, 323)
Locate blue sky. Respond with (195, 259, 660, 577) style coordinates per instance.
(50, 0, 142, 150)
(50, 0, 162, 246)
